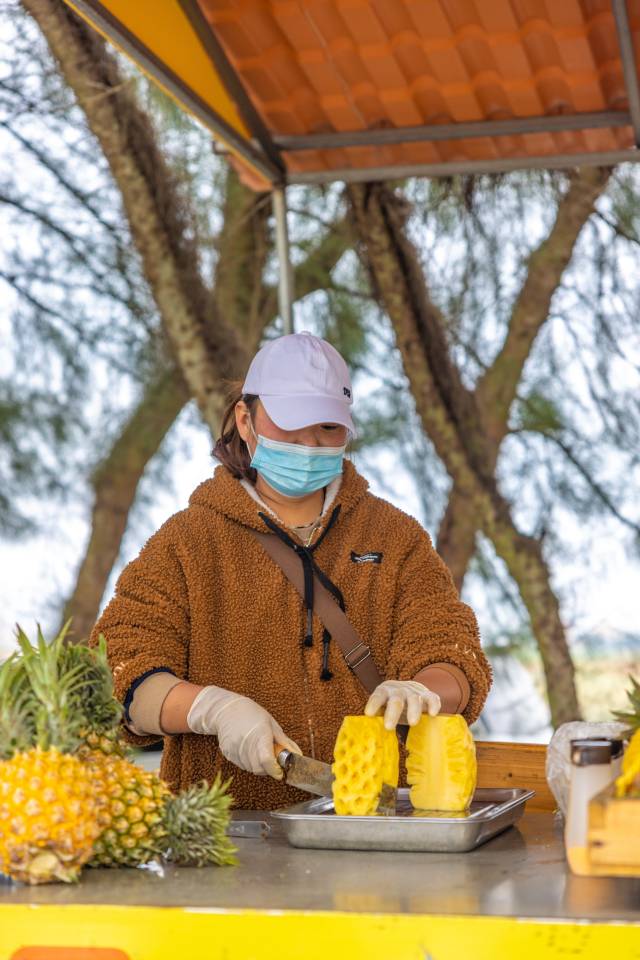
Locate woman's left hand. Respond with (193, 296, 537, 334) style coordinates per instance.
(364, 680, 441, 730)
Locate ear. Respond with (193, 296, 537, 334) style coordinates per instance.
(235, 400, 251, 444)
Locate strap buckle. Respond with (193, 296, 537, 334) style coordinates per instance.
(344, 641, 371, 670)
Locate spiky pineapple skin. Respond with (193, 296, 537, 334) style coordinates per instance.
(87, 753, 170, 867)
(0, 747, 103, 884)
(406, 714, 477, 812)
(332, 716, 399, 816)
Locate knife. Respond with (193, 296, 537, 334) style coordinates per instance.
(274, 745, 396, 815)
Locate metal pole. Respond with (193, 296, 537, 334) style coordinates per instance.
(612, 0, 640, 146)
(272, 187, 294, 335)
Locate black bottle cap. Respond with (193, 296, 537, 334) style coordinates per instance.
(570, 738, 612, 766)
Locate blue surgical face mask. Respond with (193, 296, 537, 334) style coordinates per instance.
(248, 423, 346, 498)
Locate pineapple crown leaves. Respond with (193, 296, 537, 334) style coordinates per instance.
(14, 621, 88, 753)
(0, 652, 36, 759)
(162, 775, 237, 867)
(612, 674, 640, 735)
(59, 633, 123, 735)
(9, 621, 123, 756)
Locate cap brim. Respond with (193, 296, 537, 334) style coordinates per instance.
(260, 394, 356, 437)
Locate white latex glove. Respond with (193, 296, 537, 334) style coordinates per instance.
(187, 685, 301, 779)
(364, 680, 441, 730)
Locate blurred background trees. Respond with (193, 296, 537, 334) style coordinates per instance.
(1, 0, 639, 731)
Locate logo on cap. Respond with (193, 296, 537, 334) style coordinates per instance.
(343, 387, 351, 398)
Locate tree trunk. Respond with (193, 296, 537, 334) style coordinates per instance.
(22, 0, 245, 432)
(436, 487, 478, 593)
(61, 366, 189, 640)
(439, 169, 610, 583)
(348, 181, 582, 725)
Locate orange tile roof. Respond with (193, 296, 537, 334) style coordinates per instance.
(196, 0, 640, 181)
(61, 0, 640, 186)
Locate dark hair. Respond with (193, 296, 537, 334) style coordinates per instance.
(212, 381, 259, 481)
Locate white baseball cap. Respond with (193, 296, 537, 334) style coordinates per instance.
(242, 331, 356, 436)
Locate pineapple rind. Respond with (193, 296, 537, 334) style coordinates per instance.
(86, 753, 170, 867)
(332, 716, 399, 816)
(0, 747, 103, 884)
(406, 714, 477, 812)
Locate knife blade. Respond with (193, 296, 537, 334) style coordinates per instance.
(275, 746, 397, 814)
(275, 748, 334, 796)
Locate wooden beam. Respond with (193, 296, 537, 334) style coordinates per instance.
(476, 741, 555, 812)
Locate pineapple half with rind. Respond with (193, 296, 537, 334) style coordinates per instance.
(406, 714, 477, 812)
(614, 677, 640, 797)
(332, 716, 399, 816)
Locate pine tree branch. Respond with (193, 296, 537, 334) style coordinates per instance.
(348, 180, 581, 724)
(540, 432, 640, 536)
(476, 166, 611, 442)
(0, 119, 121, 239)
(22, 0, 245, 432)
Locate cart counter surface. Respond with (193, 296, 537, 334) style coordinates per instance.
(1, 811, 639, 959)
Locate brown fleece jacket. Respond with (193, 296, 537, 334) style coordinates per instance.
(91, 460, 491, 809)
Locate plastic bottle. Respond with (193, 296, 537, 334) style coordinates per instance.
(609, 739, 624, 781)
(565, 739, 613, 875)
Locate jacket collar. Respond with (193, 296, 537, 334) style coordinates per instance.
(189, 459, 369, 534)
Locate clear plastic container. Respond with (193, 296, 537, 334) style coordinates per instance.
(565, 739, 613, 875)
(609, 738, 624, 781)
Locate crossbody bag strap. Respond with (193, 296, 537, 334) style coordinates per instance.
(250, 528, 383, 695)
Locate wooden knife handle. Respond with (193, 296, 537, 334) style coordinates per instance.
(274, 742, 292, 772)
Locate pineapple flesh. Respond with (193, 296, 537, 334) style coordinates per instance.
(614, 677, 640, 797)
(332, 716, 399, 816)
(406, 714, 477, 812)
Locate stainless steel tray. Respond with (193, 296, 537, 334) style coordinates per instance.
(271, 787, 534, 853)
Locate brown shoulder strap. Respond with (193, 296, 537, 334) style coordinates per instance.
(251, 529, 383, 694)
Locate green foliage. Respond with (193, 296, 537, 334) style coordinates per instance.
(514, 390, 564, 435)
(0, 653, 36, 759)
(163, 776, 237, 867)
(12, 622, 86, 753)
(612, 675, 640, 733)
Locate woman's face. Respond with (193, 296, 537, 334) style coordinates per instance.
(235, 400, 348, 451)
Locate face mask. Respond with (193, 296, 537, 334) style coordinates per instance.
(248, 423, 346, 498)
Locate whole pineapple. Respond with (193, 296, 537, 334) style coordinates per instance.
(52, 635, 170, 867)
(59, 631, 236, 868)
(406, 714, 477, 812)
(0, 629, 104, 884)
(332, 716, 399, 816)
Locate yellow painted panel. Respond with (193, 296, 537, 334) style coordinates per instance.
(1, 905, 640, 960)
(62, 0, 274, 187)
(95, 0, 248, 137)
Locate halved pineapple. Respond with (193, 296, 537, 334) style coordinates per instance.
(406, 714, 476, 812)
(615, 728, 640, 797)
(332, 716, 399, 816)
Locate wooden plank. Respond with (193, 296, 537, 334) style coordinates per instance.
(476, 741, 555, 811)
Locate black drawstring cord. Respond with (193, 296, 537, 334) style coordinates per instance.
(258, 507, 342, 680)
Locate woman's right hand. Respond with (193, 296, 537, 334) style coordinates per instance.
(186, 685, 301, 779)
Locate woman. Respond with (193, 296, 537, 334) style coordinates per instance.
(92, 332, 492, 808)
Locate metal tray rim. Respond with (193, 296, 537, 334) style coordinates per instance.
(271, 787, 535, 823)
